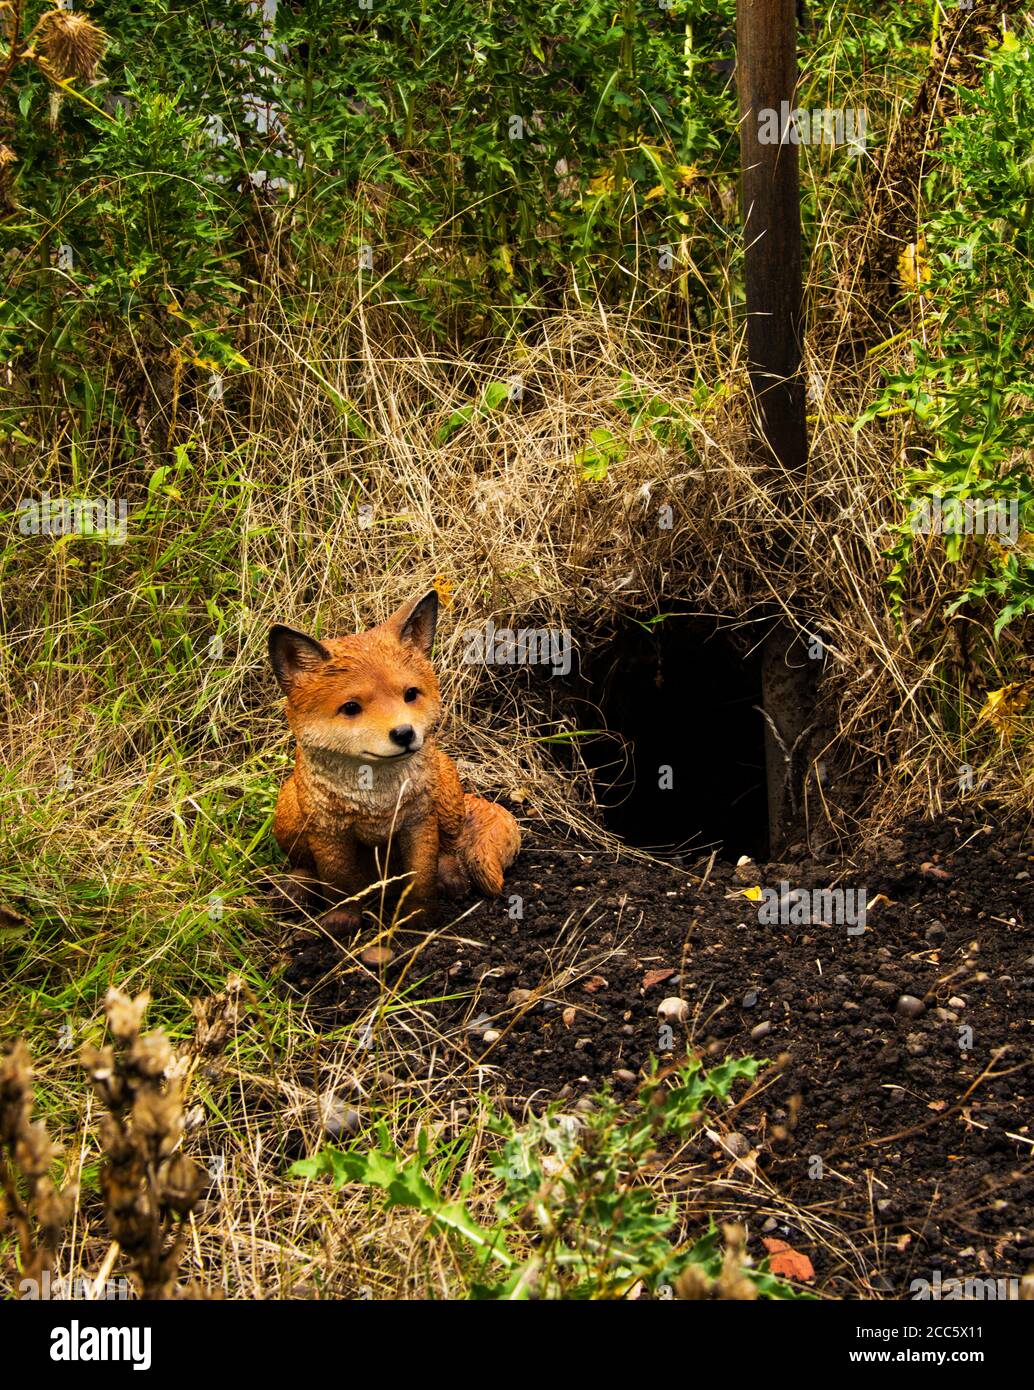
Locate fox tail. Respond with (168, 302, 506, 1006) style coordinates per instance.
(456, 794, 521, 896)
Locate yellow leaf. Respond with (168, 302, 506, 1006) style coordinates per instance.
(433, 574, 455, 608)
(741, 886, 763, 902)
(976, 681, 1032, 740)
(898, 236, 930, 291)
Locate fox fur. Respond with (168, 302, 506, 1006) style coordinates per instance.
(268, 590, 520, 929)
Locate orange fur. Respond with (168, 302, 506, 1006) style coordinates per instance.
(268, 591, 520, 927)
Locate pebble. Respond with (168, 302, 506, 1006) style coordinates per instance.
(742, 990, 758, 1008)
(948, 995, 966, 1009)
(750, 1020, 772, 1041)
(507, 988, 533, 1007)
(312, 1097, 360, 1140)
(895, 994, 926, 1019)
(724, 1131, 751, 1158)
(482, 1029, 501, 1044)
(657, 997, 689, 1024)
(360, 944, 394, 967)
(613, 1068, 637, 1084)
(925, 922, 947, 944)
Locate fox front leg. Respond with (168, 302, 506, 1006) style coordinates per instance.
(397, 817, 439, 923)
(309, 833, 367, 934)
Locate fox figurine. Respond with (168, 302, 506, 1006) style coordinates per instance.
(268, 590, 521, 931)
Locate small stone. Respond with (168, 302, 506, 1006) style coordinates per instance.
(360, 944, 394, 967)
(723, 1131, 751, 1158)
(905, 1032, 928, 1057)
(750, 1020, 772, 1041)
(742, 990, 758, 1009)
(613, 1068, 637, 1084)
(925, 922, 946, 944)
(895, 994, 926, 1019)
(948, 996, 966, 1009)
(481, 1029, 501, 1044)
(933, 1007, 958, 1024)
(507, 988, 533, 1007)
(657, 997, 689, 1024)
(574, 1036, 594, 1051)
(312, 1096, 360, 1141)
(734, 855, 758, 884)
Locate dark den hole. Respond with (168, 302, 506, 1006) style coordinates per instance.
(573, 615, 768, 862)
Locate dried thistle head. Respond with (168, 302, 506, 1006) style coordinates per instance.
(36, 9, 107, 82)
(0, 1041, 75, 1287)
(715, 1222, 758, 1300)
(190, 973, 249, 1055)
(675, 1224, 759, 1301)
(105, 986, 150, 1042)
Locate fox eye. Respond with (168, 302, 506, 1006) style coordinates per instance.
(339, 701, 362, 717)
(403, 687, 420, 703)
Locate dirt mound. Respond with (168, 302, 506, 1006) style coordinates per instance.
(281, 801, 1034, 1298)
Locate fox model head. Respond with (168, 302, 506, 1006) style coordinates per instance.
(269, 591, 441, 763)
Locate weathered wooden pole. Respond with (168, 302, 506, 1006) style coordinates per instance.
(736, 0, 815, 855)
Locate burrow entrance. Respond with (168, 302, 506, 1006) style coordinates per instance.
(555, 613, 768, 862)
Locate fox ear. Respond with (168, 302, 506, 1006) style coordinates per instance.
(268, 625, 331, 691)
(390, 590, 438, 656)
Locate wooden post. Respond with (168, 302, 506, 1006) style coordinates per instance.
(736, 0, 814, 855)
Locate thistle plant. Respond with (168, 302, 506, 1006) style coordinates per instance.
(81, 987, 205, 1300)
(0, 1040, 75, 1290)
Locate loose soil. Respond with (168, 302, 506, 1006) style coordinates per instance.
(279, 800, 1034, 1298)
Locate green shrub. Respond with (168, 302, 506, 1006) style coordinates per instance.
(293, 1054, 806, 1300)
